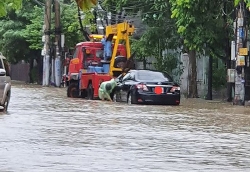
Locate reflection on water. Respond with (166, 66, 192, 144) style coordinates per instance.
(0, 85, 250, 172)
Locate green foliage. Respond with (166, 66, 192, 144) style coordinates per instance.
(81, 10, 97, 33)
(60, 2, 84, 47)
(0, 0, 22, 17)
(235, 0, 250, 6)
(0, 0, 86, 64)
(154, 53, 184, 83)
(169, 0, 225, 52)
(104, 0, 181, 63)
(212, 60, 227, 90)
(0, 17, 29, 63)
(21, 5, 43, 50)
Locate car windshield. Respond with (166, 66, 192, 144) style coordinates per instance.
(136, 70, 172, 82)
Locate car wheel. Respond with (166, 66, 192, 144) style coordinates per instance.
(67, 83, 79, 98)
(87, 83, 94, 100)
(113, 91, 122, 102)
(127, 93, 136, 104)
(3, 92, 10, 112)
(113, 93, 117, 102)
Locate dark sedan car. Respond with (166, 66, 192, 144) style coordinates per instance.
(112, 70, 180, 105)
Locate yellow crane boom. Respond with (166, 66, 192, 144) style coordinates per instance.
(105, 21, 135, 77)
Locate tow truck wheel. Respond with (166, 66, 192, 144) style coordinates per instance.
(81, 90, 87, 98)
(87, 83, 94, 100)
(67, 83, 79, 98)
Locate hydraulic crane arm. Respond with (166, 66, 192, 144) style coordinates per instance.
(105, 21, 135, 77)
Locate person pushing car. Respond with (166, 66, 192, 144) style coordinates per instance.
(98, 78, 117, 102)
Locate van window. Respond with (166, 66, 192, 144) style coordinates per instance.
(0, 59, 3, 69)
(3, 59, 10, 76)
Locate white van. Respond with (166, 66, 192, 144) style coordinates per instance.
(0, 52, 11, 112)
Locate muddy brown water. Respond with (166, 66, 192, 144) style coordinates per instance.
(0, 85, 250, 172)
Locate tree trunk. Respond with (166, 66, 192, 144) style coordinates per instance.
(188, 50, 198, 98)
(206, 55, 213, 100)
(29, 58, 34, 83)
(93, 9, 98, 34)
(224, 1, 232, 102)
(143, 57, 146, 69)
(37, 57, 43, 85)
(77, 7, 90, 41)
(110, 2, 116, 25)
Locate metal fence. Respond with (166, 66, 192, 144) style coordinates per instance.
(10, 62, 30, 82)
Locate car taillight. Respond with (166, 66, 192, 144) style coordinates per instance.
(136, 84, 148, 91)
(170, 86, 180, 92)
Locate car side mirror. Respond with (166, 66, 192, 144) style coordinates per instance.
(0, 69, 6, 76)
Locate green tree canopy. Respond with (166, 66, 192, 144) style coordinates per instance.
(0, 0, 22, 17)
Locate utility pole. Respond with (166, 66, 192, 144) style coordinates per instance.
(206, 55, 212, 100)
(43, 0, 52, 86)
(54, 0, 62, 87)
(233, 0, 247, 105)
(225, 0, 233, 102)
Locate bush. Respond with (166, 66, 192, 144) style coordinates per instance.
(212, 62, 226, 91)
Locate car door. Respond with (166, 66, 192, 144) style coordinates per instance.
(120, 72, 136, 102)
(0, 58, 6, 102)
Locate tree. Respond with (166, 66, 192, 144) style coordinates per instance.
(102, 0, 181, 63)
(75, 0, 97, 11)
(235, 0, 250, 6)
(169, 0, 233, 98)
(0, 0, 22, 17)
(0, 0, 87, 83)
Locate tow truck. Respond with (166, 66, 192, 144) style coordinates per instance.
(66, 21, 135, 99)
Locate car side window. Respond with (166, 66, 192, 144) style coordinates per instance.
(122, 73, 132, 81)
(130, 72, 135, 80)
(3, 59, 10, 76)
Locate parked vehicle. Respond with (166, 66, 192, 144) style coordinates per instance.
(112, 70, 180, 105)
(0, 53, 11, 112)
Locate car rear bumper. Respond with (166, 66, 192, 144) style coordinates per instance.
(136, 92, 180, 105)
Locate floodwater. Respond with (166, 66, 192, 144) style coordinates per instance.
(0, 84, 250, 172)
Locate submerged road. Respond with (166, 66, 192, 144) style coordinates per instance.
(0, 84, 250, 172)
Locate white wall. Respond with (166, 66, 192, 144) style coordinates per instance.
(179, 53, 208, 98)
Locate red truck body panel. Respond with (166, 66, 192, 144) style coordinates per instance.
(80, 73, 112, 98)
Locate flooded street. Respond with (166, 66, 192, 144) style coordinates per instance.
(1, 84, 250, 172)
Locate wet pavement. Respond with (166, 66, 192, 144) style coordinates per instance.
(0, 84, 250, 172)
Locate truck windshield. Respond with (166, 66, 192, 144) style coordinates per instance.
(73, 47, 80, 59)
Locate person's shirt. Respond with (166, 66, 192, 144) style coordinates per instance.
(101, 37, 105, 46)
(99, 79, 117, 94)
(105, 41, 112, 57)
